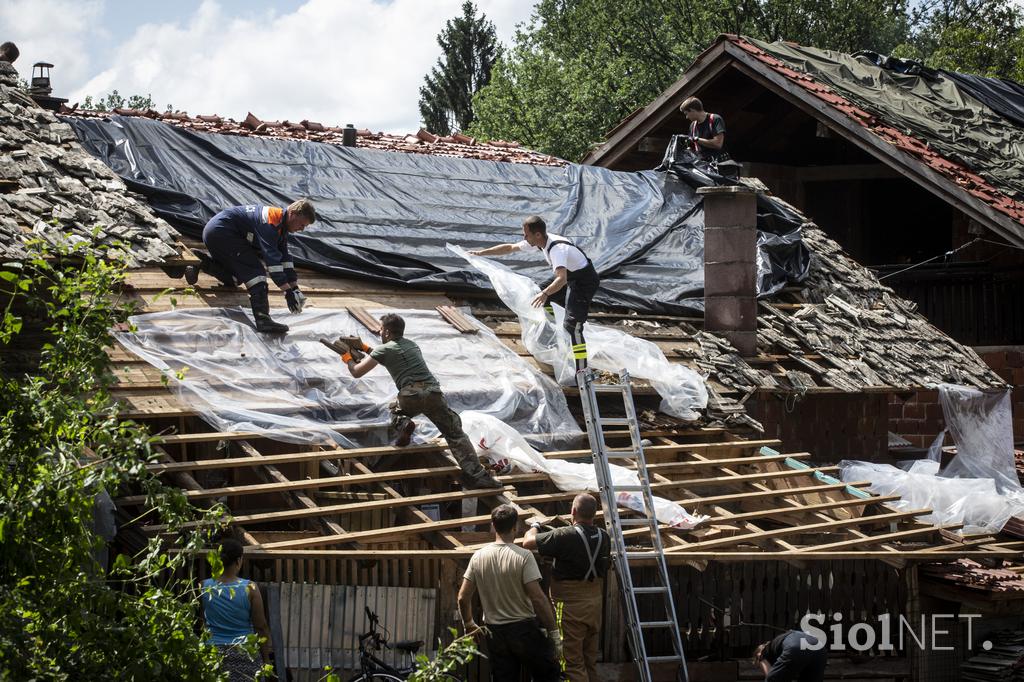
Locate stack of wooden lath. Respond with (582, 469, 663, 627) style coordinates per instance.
(962, 631, 1024, 681)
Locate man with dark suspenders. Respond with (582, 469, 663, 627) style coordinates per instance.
(679, 96, 728, 164)
(524, 493, 610, 682)
(469, 216, 601, 378)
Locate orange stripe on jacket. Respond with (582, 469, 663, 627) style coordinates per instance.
(266, 206, 284, 226)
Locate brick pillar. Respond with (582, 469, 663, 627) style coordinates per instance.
(698, 185, 759, 357)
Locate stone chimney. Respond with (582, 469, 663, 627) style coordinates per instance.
(698, 185, 759, 357)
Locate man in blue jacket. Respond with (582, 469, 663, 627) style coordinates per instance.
(186, 199, 316, 333)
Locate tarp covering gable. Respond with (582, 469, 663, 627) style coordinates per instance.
(749, 37, 1024, 209)
(64, 115, 808, 315)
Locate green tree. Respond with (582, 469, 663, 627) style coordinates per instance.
(469, 0, 910, 161)
(0, 237, 230, 680)
(899, 0, 1024, 79)
(80, 89, 167, 112)
(419, 1, 502, 135)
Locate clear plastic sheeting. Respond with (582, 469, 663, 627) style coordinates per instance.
(838, 459, 1023, 535)
(462, 412, 709, 529)
(838, 385, 1024, 534)
(938, 384, 1020, 492)
(114, 307, 582, 449)
(450, 245, 709, 421)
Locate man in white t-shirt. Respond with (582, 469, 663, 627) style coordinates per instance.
(458, 504, 562, 682)
(470, 216, 600, 377)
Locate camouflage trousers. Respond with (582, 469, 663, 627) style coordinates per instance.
(390, 382, 487, 478)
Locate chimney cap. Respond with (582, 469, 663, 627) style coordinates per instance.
(33, 61, 54, 69)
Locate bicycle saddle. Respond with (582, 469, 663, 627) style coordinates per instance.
(393, 639, 423, 653)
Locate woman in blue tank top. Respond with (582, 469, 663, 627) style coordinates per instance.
(200, 538, 272, 681)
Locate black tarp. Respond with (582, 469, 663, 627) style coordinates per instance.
(64, 115, 808, 314)
(940, 72, 1024, 130)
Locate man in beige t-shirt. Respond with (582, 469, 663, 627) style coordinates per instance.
(458, 505, 562, 681)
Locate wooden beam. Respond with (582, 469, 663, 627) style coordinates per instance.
(668, 508, 932, 552)
(649, 466, 839, 491)
(795, 524, 963, 552)
(148, 443, 443, 473)
(256, 514, 495, 549)
(233, 549, 1024, 562)
(703, 494, 902, 525)
(118, 464, 479, 504)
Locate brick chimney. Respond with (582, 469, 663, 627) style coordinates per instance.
(698, 185, 759, 356)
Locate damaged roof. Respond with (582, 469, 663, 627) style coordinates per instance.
(64, 107, 567, 167)
(584, 34, 1024, 248)
(0, 63, 181, 265)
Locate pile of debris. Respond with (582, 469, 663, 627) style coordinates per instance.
(922, 559, 1024, 595)
(0, 63, 179, 265)
(962, 630, 1024, 681)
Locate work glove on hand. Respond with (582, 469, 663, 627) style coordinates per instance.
(546, 629, 563, 661)
(285, 287, 306, 314)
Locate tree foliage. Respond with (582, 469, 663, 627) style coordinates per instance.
(469, 0, 1017, 161)
(80, 90, 169, 112)
(419, 1, 501, 135)
(0, 237, 226, 680)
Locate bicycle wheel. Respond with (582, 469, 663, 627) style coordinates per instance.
(348, 674, 405, 682)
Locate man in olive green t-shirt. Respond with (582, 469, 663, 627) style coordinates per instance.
(341, 313, 501, 489)
(458, 505, 561, 682)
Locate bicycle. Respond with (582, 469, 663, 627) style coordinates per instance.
(348, 606, 463, 682)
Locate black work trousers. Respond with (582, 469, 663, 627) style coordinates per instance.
(485, 618, 561, 682)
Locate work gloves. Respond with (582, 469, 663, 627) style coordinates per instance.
(285, 287, 306, 314)
(543, 628, 563, 660)
(319, 336, 368, 363)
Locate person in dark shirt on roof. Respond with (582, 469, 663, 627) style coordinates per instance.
(184, 199, 316, 334)
(523, 493, 610, 682)
(680, 97, 728, 164)
(339, 313, 502, 490)
(753, 629, 828, 681)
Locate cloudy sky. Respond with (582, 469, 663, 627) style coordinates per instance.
(3, 0, 535, 133)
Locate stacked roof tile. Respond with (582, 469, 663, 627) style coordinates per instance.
(63, 106, 567, 167)
(0, 63, 179, 264)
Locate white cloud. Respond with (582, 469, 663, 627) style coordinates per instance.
(68, 0, 535, 133)
(0, 0, 106, 86)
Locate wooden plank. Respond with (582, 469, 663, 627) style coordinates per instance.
(703, 494, 902, 525)
(232, 548, 1022, 561)
(436, 305, 479, 334)
(147, 440, 783, 474)
(118, 464, 476, 504)
(148, 487, 505, 531)
(347, 306, 382, 334)
(669, 508, 932, 552)
(649, 466, 840, 491)
(794, 524, 964, 552)
(256, 514, 494, 549)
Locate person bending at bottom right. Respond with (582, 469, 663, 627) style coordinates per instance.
(754, 629, 828, 682)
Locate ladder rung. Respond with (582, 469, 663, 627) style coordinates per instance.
(632, 586, 669, 594)
(617, 518, 655, 527)
(598, 418, 631, 427)
(647, 655, 683, 663)
(612, 485, 648, 493)
(590, 384, 627, 393)
(639, 620, 674, 629)
(603, 452, 638, 459)
(626, 551, 660, 560)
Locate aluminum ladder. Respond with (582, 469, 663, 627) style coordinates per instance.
(578, 367, 689, 682)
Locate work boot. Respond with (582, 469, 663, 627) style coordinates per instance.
(248, 283, 288, 334)
(394, 418, 416, 447)
(456, 455, 503, 489)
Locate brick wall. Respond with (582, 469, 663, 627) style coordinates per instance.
(888, 347, 1024, 447)
(749, 393, 889, 463)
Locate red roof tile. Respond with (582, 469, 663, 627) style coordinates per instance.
(61, 106, 567, 167)
(726, 36, 1024, 228)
